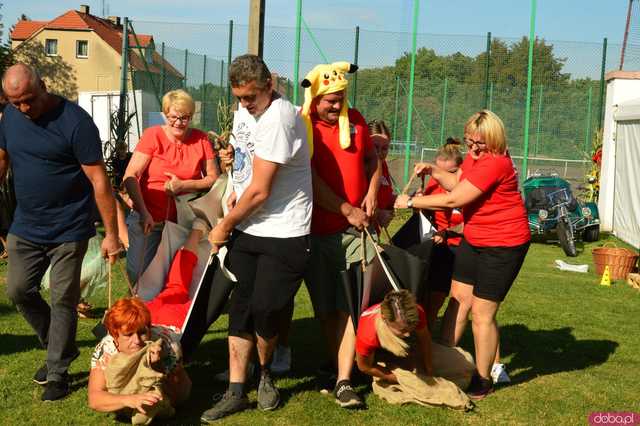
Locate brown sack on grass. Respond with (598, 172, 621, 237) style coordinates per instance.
(105, 339, 175, 425)
(372, 319, 475, 410)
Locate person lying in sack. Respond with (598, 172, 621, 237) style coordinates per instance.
(355, 290, 475, 411)
(88, 298, 191, 423)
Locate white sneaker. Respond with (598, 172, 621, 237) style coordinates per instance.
(214, 362, 255, 382)
(491, 363, 511, 384)
(270, 345, 291, 374)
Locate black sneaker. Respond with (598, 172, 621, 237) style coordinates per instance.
(200, 390, 250, 422)
(466, 374, 494, 400)
(333, 380, 365, 408)
(41, 378, 70, 402)
(33, 364, 48, 385)
(257, 372, 280, 411)
(33, 351, 81, 385)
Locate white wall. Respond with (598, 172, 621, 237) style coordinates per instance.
(598, 73, 640, 232)
(78, 90, 144, 154)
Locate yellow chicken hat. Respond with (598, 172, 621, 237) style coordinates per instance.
(300, 62, 358, 156)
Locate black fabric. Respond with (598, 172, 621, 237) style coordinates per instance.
(227, 230, 310, 339)
(427, 243, 458, 294)
(180, 255, 234, 361)
(350, 240, 432, 328)
(391, 212, 422, 248)
(452, 239, 530, 302)
(0, 170, 16, 234)
(340, 267, 360, 328)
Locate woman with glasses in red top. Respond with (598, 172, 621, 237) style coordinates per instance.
(123, 89, 219, 282)
(395, 110, 530, 400)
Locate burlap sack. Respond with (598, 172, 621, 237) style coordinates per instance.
(372, 333, 475, 410)
(104, 339, 175, 424)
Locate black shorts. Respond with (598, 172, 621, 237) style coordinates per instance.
(452, 238, 530, 302)
(227, 230, 310, 338)
(427, 243, 458, 294)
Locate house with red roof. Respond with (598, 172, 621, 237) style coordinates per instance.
(10, 4, 182, 97)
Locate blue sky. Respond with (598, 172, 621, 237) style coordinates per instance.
(2, 0, 629, 43)
(1, 1, 633, 80)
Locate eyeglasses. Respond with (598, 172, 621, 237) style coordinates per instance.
(166, 114, 191, 124)
(464, 137, 487, 148)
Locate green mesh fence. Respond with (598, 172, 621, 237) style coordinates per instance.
(130, 20, 622, 185)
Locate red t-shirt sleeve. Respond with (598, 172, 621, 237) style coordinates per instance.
(355, 313, 380, 357)
(462, 155, 507, 192)
(135, 126, 160, 156)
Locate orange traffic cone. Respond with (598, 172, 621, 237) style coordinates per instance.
(600, 265, 611, 286)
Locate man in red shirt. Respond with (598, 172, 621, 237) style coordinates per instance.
(300, 62, 381, 408)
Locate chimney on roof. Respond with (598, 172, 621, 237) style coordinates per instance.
(108, 16, 121, 26)
(79, 4, 90, 14)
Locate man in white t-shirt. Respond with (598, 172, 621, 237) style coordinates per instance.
(201, 54, 312, 423)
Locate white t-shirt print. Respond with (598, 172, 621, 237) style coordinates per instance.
(230, 96, 312, 238)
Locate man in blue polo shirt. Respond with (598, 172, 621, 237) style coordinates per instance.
(0, 63, 121, 401)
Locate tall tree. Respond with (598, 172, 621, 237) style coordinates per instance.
(0, 2, 13, 77)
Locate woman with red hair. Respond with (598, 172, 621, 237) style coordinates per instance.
(87, 297, 191, 418)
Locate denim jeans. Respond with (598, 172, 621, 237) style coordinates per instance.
(125, 211, 164, 283)
(6, 233, 88, 381)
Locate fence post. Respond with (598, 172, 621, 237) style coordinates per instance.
(488, 81, 494, 110)
(393, 75, 400, 142)
(227, 20, 234, 106)
(183, 49, 188, 89)
(202, 55, 207, 129)
(483, 31, 492, 109)
(439, 78, 448, 146)
(293, 0, 303, 105)
(521, 0, 537, 182)
(220, 59, 224, 102)
(403, 0, 420, 184)
(118, 17, 129, 127)
(597, 37, 608, 131)
(585, 85, 593, 156)
(160, 42, 166, 95)
(534, 84, 543, 157)
(351, 26, 360, 107)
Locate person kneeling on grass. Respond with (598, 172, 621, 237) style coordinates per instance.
(355, 290, 475, 411)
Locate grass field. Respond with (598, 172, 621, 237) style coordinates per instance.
(1, 230, 639, 425)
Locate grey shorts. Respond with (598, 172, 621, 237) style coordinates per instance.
(304, 230, 376, 318)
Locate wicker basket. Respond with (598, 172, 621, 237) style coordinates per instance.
(592, 243, 639, 280)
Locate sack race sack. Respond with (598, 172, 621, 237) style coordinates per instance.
(391, 211, 435, 248)
(342, 228, 432, 328)
(105, 339, 175, 425)
(372, 341, 475, 411)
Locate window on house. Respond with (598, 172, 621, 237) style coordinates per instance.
(45, 39, 58, 56)
(76, 40, 88, 58)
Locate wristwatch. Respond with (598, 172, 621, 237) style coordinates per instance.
(407, 197, 414, 208)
